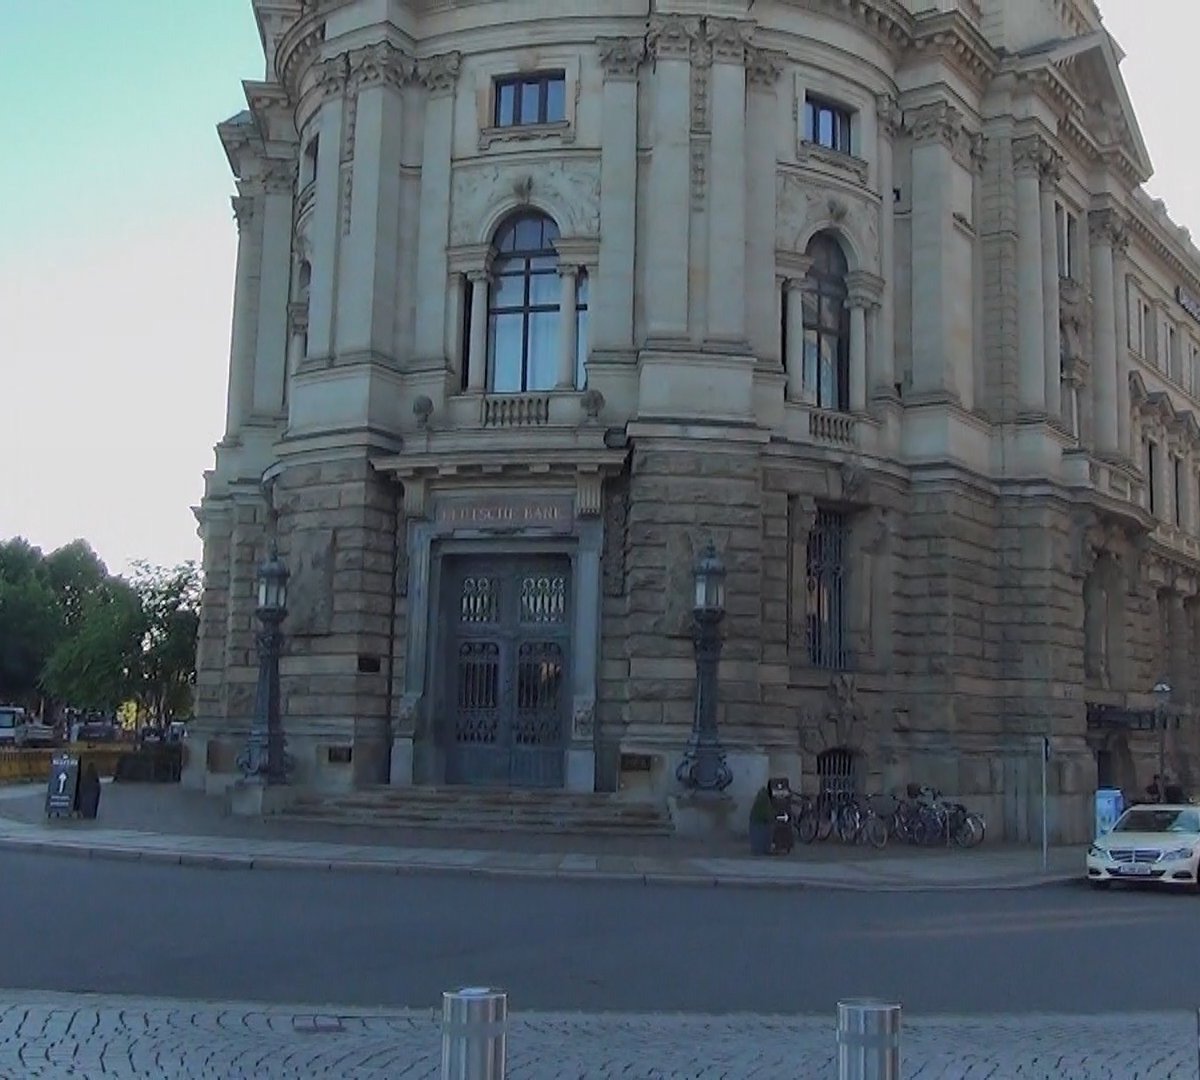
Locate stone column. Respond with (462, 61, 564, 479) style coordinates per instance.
(336, 44, 408, 360)
(225, 194, 260, 438)
(306, 57, 349, 363)
(908, 102, 960, 399)
(746, 47, 784, 365)
(848, 299, 869, 414)
(446, 272, 467, 384)
(1113, 232, 1133, 458)
(286, 302, 308, 377)
(644, 15, 697, 340)
(253, 162, 296, 418)
(1013, 135, 1047, 414)
(466, 269, 490, 392)
(705, 20, 749, 344)
(1090, 209, 1122, 456)
(783, 276, 806, 402)
(593, 38, 644, 353)
(413, 53, 462, 366)
(874, 94, 899, 396)
(557, 265, 579, 389)
(1039, 152, 1064, 420)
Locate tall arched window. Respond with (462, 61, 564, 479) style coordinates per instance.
(488, 213, 560, 392)
(803, 233, 850, 411)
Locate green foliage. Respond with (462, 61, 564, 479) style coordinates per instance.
(0, 537, 201, 719)
(42, 580, 146, 711)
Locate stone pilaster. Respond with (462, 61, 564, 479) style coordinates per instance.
(1089, 208, 1124, 456)
(1013, 135, 1048, 414)
(593, 37, 644, 355)
(746, 47, 784, 365)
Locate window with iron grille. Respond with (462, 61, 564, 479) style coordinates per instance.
(817, 748, 857, 797)
(494, 72, 566, 127)
(806, 509, 849, 669)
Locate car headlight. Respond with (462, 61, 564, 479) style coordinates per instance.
(1163, 847, 1195, 861)
(1088, 844, 1107, 859)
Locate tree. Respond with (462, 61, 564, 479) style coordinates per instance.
(0, 571, 61, 703)
(129, 561, 201, 723)
(43, 540, 109, 634)
(41, 579, 146, 712)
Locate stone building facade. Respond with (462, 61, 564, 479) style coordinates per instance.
(189, 0, 1200, 841)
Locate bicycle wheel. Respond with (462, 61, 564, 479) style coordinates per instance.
(861, 814, 888, 850)
(796, 812, 818, 844)
(816, 808, 834, 842)
(836, 804, 861, 844)
(959, 813, 986, 848)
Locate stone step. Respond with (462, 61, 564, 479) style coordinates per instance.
(279, 786, 674, 836)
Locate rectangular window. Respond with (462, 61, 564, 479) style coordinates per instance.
(1166, 322, 1179, 380)
(805, 509, 849, 670)
(493, 72, 566, 127)
(1191, 342, 1200, 396)
(1056, 203, 1078, 279)
(1174, 456, 1184, 526)
(804, 96, 853, 155)
(1146, 439, 1159, 516)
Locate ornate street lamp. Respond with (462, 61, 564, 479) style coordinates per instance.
(676, 541, 733, 792)
(238, 543, 290, 784)
(1153, 678, 1172, 803)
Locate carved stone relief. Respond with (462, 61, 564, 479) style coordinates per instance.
(287, 529, 337, 636)
(450, 159, 601, 245)
(775, 172, 880, 265)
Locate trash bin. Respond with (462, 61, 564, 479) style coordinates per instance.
(1094, 788, 1124, 839)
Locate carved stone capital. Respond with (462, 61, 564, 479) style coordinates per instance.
(846, 270, 885, 309)
(1012, 133, 1056, 178)
(416, 51, 462, 95)
(288, 301, 309, 333)
(1089, 207, 1128, 249)
(876, 93, 902, 138)
(231, 195, 256, 231)
(906, 101, 962, 148)
(647, 14, 702, 61)
(596, 36, 646, 80)
(346, 41, 413, 91)
(705, 18, 752, 65)
(746, 46, 786, 88)
(261, 158, 297, 195)
(315, 54, 349, 99)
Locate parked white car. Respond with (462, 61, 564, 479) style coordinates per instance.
(1087, 804, 1200, 891)
(0, 706, 22, 746)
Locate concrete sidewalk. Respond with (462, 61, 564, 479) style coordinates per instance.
(0, 782, 1081, 891)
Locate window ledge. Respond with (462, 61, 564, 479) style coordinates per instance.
(479, 121, 573, 151)
(796, 140, 869, 185)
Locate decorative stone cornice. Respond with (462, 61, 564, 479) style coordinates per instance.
(1038, 145, 1066, 190)
(846, 270, 885, 308)
(346, 41, 413, 92)
(705, 18, 752, 65)
(647, 13, 701, 62)
(746, 46, 786, 88)
(596, 36, 646, 81)
(907, 11, 998, 95)
(416, 52, 462, 95)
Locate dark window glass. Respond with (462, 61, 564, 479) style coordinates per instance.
(1147, 440, 1158, 515)
(575, 271, 589, 390)
(805, 96, 853, 154)
(488, 212, 561, 392)
(806, 509, 849, 671)
(1174, 456, 1183, 526)
(802, 233, 850, 411)
(494, 72, 566, 127)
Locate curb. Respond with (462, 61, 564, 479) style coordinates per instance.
(0, 833, 1081, 893)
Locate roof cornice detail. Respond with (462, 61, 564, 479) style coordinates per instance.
(906, 11, 998, 95)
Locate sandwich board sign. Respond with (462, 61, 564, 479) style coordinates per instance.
(46, 754, 80, 819)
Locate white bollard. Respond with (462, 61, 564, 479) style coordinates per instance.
(837, 999, 901, 1080)
(441, 987, 507, 1080)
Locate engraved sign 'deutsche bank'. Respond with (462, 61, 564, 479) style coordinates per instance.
(435, 495, 574, 531)
(1177, 285, 1200, 325)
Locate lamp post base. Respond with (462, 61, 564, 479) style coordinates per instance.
(226, 775, 300, 818)
(667, 790, 736, 838)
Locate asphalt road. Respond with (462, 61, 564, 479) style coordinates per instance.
(3, 852, 1196, 1015)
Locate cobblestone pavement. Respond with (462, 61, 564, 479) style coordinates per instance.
(1, 993, 1196, 1079)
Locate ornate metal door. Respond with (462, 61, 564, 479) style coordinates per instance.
(444, 557, 570, 788)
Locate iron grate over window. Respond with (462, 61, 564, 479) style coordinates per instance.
(817, 748, 857, 798)
(806, 508, 849, 670)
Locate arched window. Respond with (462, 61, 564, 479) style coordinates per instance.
(488, 213, 561, 392)
(803, 233, 850, 411)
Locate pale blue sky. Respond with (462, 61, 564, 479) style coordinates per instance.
(0, 1, 1194, 574)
